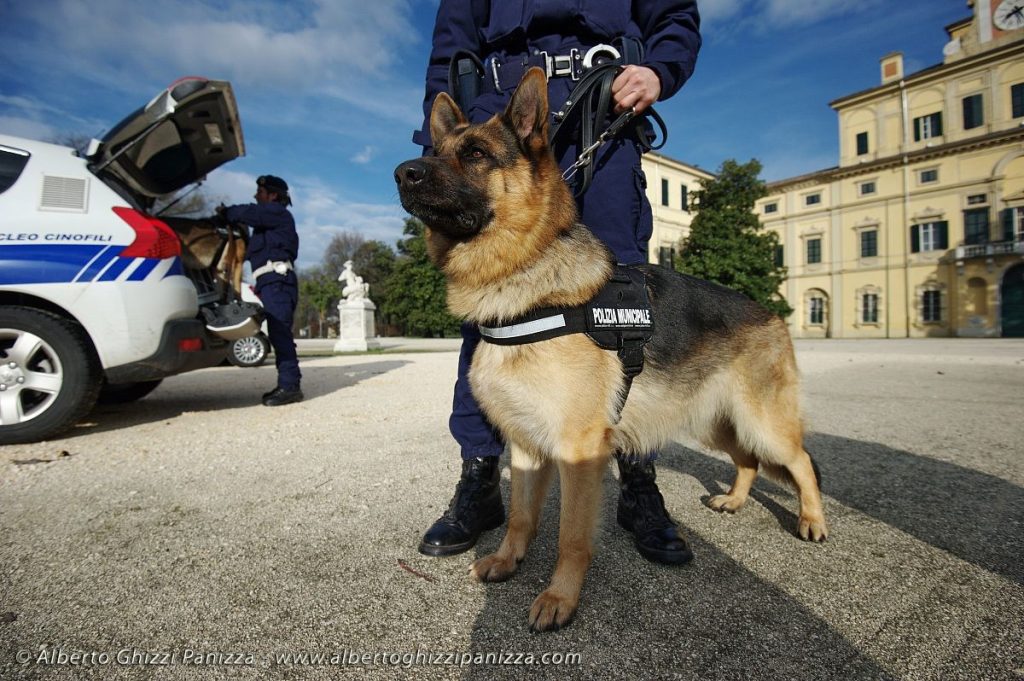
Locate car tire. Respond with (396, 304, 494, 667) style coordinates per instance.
(97, 379, 164, 405)
(228, 332, 270, 368)
(0, 306, 102, 444)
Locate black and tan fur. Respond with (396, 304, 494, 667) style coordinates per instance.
(395, 68, 828, 633)
(165, 216, 247, 301)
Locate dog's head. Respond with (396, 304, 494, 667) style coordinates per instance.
(394, 68, 575, 268)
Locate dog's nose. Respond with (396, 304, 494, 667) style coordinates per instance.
(394, 160, 427, 188)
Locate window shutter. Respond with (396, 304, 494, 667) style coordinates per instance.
(1003, 209, 1016, 241)
(936, 220, 948, 249)
(913, 118, 921, 142)
(911, 224, 920, 253)
(934, 113, 943, 137)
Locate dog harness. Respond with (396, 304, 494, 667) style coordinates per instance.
(479, 265, 654, 419)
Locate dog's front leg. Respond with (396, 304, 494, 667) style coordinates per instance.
(528, 449, 608, 632)
(470, 442, 553, 583)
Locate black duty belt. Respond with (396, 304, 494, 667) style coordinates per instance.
(478, 264, 654, 421)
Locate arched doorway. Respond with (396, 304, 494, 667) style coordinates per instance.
(1001, 263, 1024, 337)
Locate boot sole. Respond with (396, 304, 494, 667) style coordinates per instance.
(417, 511, 504, 557)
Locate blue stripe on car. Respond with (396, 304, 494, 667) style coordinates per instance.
(0, 244, 173, 284)
(0, 244, 107, 285)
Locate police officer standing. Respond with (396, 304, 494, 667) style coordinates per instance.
(220, 175, 303, 406)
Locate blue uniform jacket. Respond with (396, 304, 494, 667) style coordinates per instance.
(224, 202, 298, 288)
(414, 0, 701, 149)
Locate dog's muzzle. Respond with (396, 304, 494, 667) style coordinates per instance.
(394, 160, 428, 191)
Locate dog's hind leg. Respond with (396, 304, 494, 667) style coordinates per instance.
(762, 447, 828, 542)
(470, 442, 554, 583)
(528, 427, 611, 632)
(707, 422, 760, 514)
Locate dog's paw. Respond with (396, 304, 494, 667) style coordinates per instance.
(708, 493, 747, 513)
(528, 590, 577, 633)
(797, 514, 829, 542)
(469, 553, 519, 583)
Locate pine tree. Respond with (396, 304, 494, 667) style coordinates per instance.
(676, 159, 792, 318)
(381, 218, 460, 337)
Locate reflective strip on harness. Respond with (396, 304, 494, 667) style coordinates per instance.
(480, 314, 567, 341)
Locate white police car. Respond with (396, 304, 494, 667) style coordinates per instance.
(0, 77, 255, 444)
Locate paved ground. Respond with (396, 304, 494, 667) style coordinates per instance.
(1, 339, 1022, 680)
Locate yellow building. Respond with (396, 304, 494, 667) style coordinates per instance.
(757, 0, 1024, 338)
(641, 151, 714, 267)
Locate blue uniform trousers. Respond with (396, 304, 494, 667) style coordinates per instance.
(451, 136, 655, 459)
(257, 276, 301, 391)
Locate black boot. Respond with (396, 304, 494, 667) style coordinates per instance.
(419, 457, 505, 557)
(616, 457, 693, 565)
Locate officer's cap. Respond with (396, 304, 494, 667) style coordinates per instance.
(257, 175, 289, 194)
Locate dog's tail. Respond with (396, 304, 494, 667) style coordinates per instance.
(760, 450, 823, 492)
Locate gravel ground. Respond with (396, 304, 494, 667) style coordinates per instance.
(1, 339, 1022, 680)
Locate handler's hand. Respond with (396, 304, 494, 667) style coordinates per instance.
(611, 65, 661, 114)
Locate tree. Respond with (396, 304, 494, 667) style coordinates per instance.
(322, 231, 368, 278)
(298, 265, 343, 338)
(382, 218, 460, 337)
(676, 159, 792, 318)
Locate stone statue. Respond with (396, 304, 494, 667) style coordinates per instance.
(339, 260, 369, 301)
(334, 259, 379, 352)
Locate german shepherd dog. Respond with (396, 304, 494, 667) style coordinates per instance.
(165, 217, 248, 301)
(395, 68, 828, 632)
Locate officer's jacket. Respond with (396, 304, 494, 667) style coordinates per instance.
(414, 0, 701, 149)
(224, 202, 298, 286)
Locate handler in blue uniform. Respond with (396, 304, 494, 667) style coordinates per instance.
(220, 175, 303, 407)
(414, 0, 702, 563)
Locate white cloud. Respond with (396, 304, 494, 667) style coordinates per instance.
(697, 0, 884, 30)
(351, 146, 375, 164)
(0, 116, 57, 142)
(6, 0, 425, 123)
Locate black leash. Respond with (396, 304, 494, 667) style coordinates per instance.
(550, 63, 668, 196)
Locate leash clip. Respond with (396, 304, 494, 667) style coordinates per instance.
(561, 107, 636, 184)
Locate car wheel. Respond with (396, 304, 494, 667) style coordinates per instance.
(0, 307, 102, 444)
(97, 379, 164, 405)
(228, 332, 270, 367)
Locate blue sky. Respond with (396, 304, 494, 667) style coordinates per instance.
(1, 0, 968, 268)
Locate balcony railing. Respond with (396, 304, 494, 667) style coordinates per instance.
(955, 239, 1024, 259)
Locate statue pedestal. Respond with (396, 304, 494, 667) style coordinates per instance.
(334, 298, 381, 352)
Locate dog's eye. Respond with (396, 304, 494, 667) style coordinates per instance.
(466, 146, 488, 160)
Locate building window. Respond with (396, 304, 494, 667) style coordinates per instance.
(1012, 83, 1024, 119)
(862, 293, 879, 323)
(963, 209, 990, 245)
(658, 246, 675, 268)
(806, 238, 822, 264)
(913, 112, 943, 141)
(856, 131, 869, 155)
(763, 202, 778, 214)
(773, 244, 784, 268)
(922, 290, 942, 323)
(809, 297, 824, 325)
(859, 181, 876, 196)
(1002, 208, 1024, 242)
(805, 193, 821, 206)
(860, 230, 878, 258)
(919, 168, 939, 184)
(962, 94, 984, 130)
(911, 221, 948, 253)
(680, 185, 689, 212)
(967, 193, 987, 205)
(661, 178, 669, 207)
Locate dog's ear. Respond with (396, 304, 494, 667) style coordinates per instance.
(430, 92, 467, 148)
(504, 67, 549, 144)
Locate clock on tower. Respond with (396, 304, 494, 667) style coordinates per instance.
(994, 0, 1024, 31)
